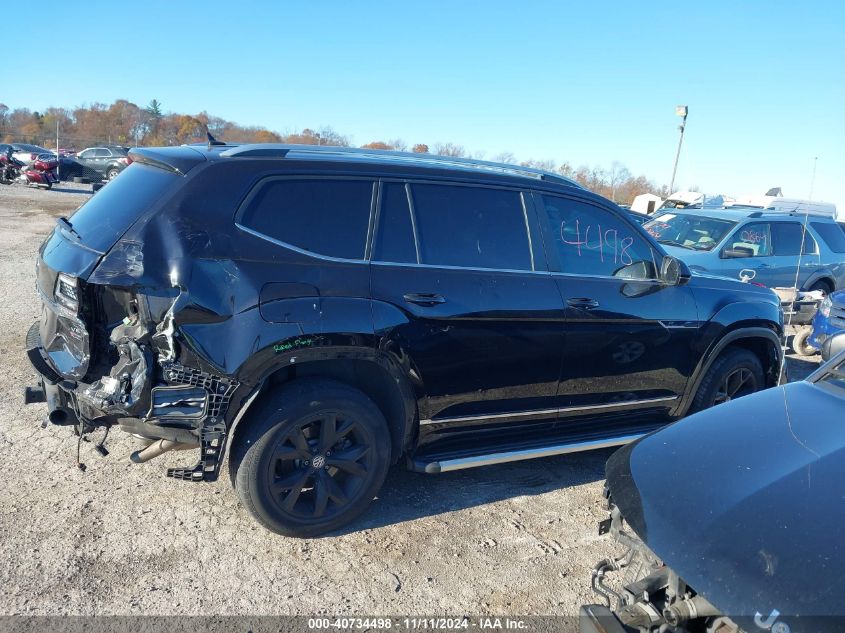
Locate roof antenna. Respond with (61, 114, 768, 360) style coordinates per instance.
(207, 131, 226, 148)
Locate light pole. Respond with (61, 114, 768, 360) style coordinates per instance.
(668, 105, 688, 196)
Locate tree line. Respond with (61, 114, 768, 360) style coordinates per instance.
(0, 99, 667, 203)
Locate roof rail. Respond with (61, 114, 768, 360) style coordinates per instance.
(215, 143, 582, 188)
(220, 145, 291, 158)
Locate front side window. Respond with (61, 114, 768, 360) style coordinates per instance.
(542, 195, 659, 279)
(93, 148, 111, 158)
(725, 222, 772, 258)
(409, 183, 532, 270)
(77, 149, 95, 159)
(239, 178, 374, 260)
(643, 213, 736, 251)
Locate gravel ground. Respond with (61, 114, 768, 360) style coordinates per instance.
(0, 183, 821, 618)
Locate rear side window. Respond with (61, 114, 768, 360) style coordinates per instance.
(812, 222, 845, 253)
(409, 184, 532, 270)
(373, 182, 417, 264)
(771, 222, 816, 255)
(239, 179, 374, 260)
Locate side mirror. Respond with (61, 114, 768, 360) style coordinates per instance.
(659, 256, 690, 286)
(722, 247, 754, 259)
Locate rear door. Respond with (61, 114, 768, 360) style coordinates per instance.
(369, 179, 566, 428)
(536, 193, 699, 427)
(769, 222, 819, 288)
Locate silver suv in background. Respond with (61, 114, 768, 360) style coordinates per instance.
(644, 208, 845, 296)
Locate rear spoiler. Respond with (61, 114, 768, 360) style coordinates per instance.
(128, 146, 208, 175)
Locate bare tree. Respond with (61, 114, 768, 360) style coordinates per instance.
(491, 151, 517, 164)
(433, 142, 467, 157)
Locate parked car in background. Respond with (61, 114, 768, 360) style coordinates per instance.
(10, 143, 56, 164)
(801, 289, 845, 358)
(24, 144, 783, 536)
(60, 146, 132, 181)
(626, 209, 649, 225)
(582, 349, 845, 633)
(644, 208, 845, 322)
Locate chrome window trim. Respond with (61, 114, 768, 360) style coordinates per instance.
(370, 260, 552, 276)
(420, 395, 678, 426)
(404, 182, 422, 264)
(235, 223, 369, 265)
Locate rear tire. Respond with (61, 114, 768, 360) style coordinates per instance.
(229, 378, 391, 537)
(691, 347, 765, 412)
(791, 328, 818, 356)
(808, 280, 831, 296)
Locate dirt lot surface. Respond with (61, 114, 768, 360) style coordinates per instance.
(0, 183, 821, 617)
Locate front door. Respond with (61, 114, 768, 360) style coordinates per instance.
(719, 221, 820, 288)
(369, 180, 566, 432)
(536, 193, 700, 428)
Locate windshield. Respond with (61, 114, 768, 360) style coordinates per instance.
(643, 213, 737, 251)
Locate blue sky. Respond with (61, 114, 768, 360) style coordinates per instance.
(4, 0, 843, 208)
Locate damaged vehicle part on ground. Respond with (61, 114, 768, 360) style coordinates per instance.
(25, 142, 783, 537)
(582, 350, 845, 633)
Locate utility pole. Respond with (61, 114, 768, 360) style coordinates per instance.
(56, 120, 60, 181)
(809, 156, 818, 199)
(668, 105, 688, 196)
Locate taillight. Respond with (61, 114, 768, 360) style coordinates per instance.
(55, 273, 79, 313)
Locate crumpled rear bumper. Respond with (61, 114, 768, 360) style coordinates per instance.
(24, 321, 79, 426)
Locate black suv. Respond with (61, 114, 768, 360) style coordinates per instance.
(24, 144, 783, 536)
(62, 145, 131, 181)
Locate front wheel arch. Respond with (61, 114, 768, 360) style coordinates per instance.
(674, 327, 782, 417)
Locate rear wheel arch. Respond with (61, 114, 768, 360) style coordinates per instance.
(227, 353, 418, 473)
(808, 277, 834, 295)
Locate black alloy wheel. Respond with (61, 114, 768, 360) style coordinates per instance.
(691, 347, 765, 412)
(266, 412, 375, 521)
(230, 378, 391, 537)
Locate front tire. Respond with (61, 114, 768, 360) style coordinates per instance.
(230, 379, 391, 537)
(691, 347, 765, 412)
(106, 167, 120, 180)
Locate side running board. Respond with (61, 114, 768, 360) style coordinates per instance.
(409, 433, 646, 474)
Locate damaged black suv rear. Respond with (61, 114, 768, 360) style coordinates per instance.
(24, 143, 784, 537)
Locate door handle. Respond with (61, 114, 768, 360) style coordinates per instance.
(566, 297, 599, 309)
(403, 293, 446, 306)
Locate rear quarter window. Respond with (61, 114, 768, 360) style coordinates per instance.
(238, 178, 375, 260)
(811, 222, 845, 254)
